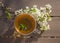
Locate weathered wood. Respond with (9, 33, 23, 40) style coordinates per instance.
(0, 0, 60, 43)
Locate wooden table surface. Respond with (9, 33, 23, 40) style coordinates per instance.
(0, 0, 60, 43)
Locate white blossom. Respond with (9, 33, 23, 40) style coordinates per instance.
(40, 7, 46, 11)
(45, 4, 52, 10)
(15, 10, 20, 15)
(33, 5, 37, 8)
(26, 6, 29, 9)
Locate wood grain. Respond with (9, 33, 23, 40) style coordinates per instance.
(0, 0, 60, 43)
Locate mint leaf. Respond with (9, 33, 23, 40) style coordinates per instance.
(19, 24, 28, 31)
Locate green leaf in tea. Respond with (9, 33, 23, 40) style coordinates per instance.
(19, 24, 28, 31)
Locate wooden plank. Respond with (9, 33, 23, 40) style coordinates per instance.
(0, 0, 60, 16)
(37, 39, 60, 43)
(42, 17, 60, 36)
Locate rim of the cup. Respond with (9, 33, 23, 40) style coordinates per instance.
(14, 13, 37, 35)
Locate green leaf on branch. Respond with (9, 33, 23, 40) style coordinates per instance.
(39, 17, 45, 22)
(5, 11, 12, 19)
